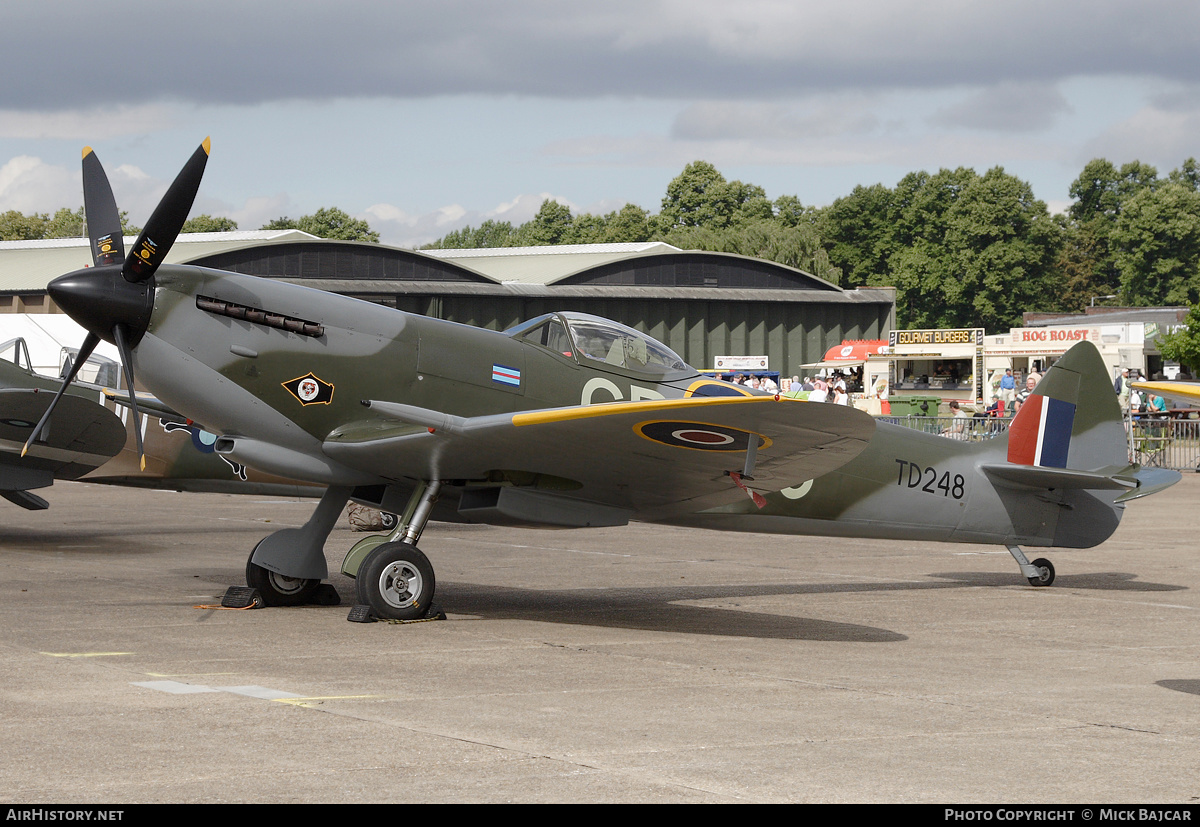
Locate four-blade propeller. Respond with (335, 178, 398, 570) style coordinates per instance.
(22, 139, 211, 471)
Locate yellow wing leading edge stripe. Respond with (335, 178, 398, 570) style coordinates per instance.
(511, 395, 780, 427)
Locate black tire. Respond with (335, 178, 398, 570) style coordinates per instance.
(1027, 557, 1056, 587)
(356, 542, 435, 620)
(246, 544, 321, 606)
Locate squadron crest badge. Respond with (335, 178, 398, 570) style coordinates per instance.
(282, 372, 335, 406)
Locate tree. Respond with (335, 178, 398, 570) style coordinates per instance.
(423, 219, 516, 249)
(1112, 182, 1200, 306)
(880, 168, 976, 327)
(508, 199, 573, 246)
(1062, 159, 1161, 301)
(816, 183, 894, 288)
(0, 210, 49, 240)
(599, 204, 652, 243)
(942, 167, 1063, 331)
(658, 161, 770, 230)
(264, 208, 379, 242)
(182, 214, 238, 233)
(45, 207, 85, 238)
(1156, 304, 1200, 373)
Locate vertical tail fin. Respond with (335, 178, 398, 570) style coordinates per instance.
(1005, 341, 1126, 471)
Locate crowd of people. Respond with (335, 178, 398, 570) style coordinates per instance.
(733, 362, 1181, 426)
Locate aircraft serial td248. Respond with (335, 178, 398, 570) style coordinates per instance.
(26, 140, 1181, 620)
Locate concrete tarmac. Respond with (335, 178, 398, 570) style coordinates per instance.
(1, 476, 1198, 803)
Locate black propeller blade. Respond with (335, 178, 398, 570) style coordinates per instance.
(124, 137, 210, 283)
(81, 146, 124, 267)
(111, 324, 146, 471)
(25, 139, 211, 463)
(20, 332, 100, 458)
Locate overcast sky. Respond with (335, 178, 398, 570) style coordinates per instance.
(2, 1, 1198, 247)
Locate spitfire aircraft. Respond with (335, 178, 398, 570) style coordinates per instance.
(26, 140, 1181, 621)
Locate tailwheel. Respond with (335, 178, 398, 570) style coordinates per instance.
(1027, 557, 1056, 587)
(356, 541, 436, 620)
(246, 544, 321, 606)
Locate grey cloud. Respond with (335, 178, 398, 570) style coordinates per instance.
(671, 101, 881, 141)
(929, 83, 1072, 132)
(1079, 102, 1200, 168)
(3, 1, 1199, 110)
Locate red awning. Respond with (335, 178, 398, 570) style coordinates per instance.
(821, 340, 890, 362)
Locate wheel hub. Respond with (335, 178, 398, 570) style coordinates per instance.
(268, 572, 308, 595)
(379, 562, 422, 609)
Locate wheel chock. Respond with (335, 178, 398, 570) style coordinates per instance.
(346, 604, 375, 623)
(221, 586, 262, 609)
(346, 603, 447, 624)
(312, 583, 342, 606)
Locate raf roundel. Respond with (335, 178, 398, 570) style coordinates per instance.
(635, 420, 770, 452)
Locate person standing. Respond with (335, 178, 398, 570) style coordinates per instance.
(999, 368, 1016, 407)
(807, 379, 828, 404)
(1117, 369, 1131, 416)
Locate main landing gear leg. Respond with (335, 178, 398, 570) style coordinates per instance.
(354, 480, 442, 620)
(246, 485, 353, 606)
(1006, 544, 1056, 587)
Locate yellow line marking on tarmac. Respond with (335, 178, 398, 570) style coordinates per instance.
(274, 695, 386, 706)
(41, 652, 134, 658)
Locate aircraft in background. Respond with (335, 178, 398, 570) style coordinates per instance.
(2, 334, 317, 509)
(27, 140, 1181, 621)
(1131, 379, 1200, 406)
(1, 340, 125, 510)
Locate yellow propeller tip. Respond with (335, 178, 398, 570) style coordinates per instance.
(82, 146, 93, 159)
(139, 455, 147, 472)
(20, 445, 29, 458)
(202, 137, 211, 155)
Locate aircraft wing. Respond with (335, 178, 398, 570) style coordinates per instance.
(0, 388, 128, 501)
(1131, 380, 1200, 404)
(323, 396, 875, 520)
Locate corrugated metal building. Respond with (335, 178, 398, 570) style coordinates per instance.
(2, 234, 895, 376)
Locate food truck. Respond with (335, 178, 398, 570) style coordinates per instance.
(798, 340, 889, 411)
(885, 328, 986, 412)
(982, 323, 1149, 396)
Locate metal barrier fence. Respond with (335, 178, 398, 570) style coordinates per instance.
(1126, 415, 1200, 472)
(880, 413, 1200, 472)
(878, 415, 1010, 442)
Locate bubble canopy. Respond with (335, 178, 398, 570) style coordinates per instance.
(506, 312, 694, 380)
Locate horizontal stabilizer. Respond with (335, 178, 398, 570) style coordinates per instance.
(982, 462, 1182, 503)
(980, 463, 1137, 492)
(1113, 467, 1183, 503)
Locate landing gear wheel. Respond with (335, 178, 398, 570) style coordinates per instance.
(246, 544, 321, 606)
(379, 511, 399, 531)
(356, 542, 435, 620)
(1027, 557, 1055, 587)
